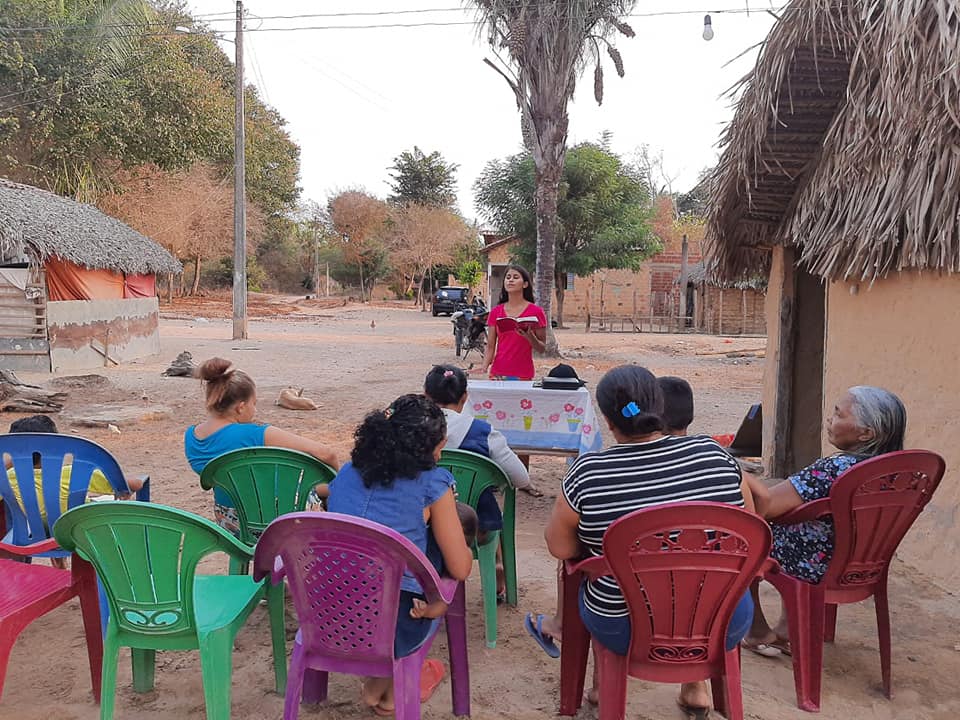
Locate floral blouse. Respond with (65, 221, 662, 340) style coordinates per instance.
(770, 453, 864, 584)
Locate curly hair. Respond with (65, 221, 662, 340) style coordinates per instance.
(351, 394, 447, 488)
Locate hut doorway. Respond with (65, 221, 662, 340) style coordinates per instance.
(772, 253, 826, 477)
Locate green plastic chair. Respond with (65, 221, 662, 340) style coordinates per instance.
(199, 447, 336, 574)
(438, 448, 516, 648)
(53, 502, 286, 720)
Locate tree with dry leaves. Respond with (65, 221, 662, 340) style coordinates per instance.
(389, 204, 475, 307)
(329, 191, 391, 302)
(470, 0, 637, 353)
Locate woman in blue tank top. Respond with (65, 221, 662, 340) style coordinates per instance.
(184, 357, 339, 534)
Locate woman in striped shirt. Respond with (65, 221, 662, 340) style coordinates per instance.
(543, 365, 753, 717)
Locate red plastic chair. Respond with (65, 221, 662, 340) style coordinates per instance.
(0, 538, 103, 702)
(559, 502, 773, 720)
(764, 450, 945, 712)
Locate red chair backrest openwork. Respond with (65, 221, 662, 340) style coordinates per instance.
(822, 450, 944, 595)
(601, 502, 771, 679)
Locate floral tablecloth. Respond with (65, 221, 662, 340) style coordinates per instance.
(465, 380, 603, 456)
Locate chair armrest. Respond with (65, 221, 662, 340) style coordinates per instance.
(0, 536, 60, 556)
(564, 555, 611, 581)
(770, 498, 832, 525)
(760, 557, 781, 576)
(134, 474, 150, 502)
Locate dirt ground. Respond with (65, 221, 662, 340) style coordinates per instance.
(2, 296, 958, 720)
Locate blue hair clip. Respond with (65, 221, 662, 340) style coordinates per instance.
(621, 401, 640, 418)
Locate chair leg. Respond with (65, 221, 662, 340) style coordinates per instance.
(99, 631, 121, 720)
(501, 500, 518, 607)
(477, 533, 499, 648)
(559, 571, 590, 717)
(713, 646, 744, 720)
(267, 582, 288, 693)
(76, 557, 104, 702)
(445, 582, 471, 717)
(198, 630, 235, 720)
(824, 604, 838, 643)
(393, 654, 422, 720)
(875, 574, 892, 699)
(131, 649, 156, 693)
(774, 574, 825, 712)
(0, 633, 14, 701)
(283, 643, 308, 720)
(594, 642, 628, 720)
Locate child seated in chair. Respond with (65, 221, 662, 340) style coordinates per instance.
(424, 364, 535, 597)
(328, 394, 474, 716)
(3, 414, 145, 567)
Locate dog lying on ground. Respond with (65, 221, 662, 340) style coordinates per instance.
(275, 387, 319, 411)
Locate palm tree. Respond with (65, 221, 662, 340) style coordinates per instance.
(470, 1, 637, 352)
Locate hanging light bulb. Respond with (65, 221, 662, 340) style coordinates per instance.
(702, 14, 715, 41)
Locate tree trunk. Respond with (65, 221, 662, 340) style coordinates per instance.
(166, 273, 174, 305)
(191, 254, 202, 296)
(178, 271, 186, 297)
(357, 259, 366, 302)
(534, 160, 562, 356)
(554, 268, 566, 329)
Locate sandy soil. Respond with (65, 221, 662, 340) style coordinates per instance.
(2, 296, 958, 720)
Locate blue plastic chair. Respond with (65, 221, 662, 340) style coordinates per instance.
(0, 432, 150, 633)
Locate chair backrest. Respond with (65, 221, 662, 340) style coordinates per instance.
(253, 512, 445, 666)
(54, 501, 251, 639)
(0, 433, 129, 554)
(199, 447, 336, 544)
(437, 448, 509, 510)
(601, 502, 771, 677)
(822, 450, 944, 594)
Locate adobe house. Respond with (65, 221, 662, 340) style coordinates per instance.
(0, 179, 182, 372)
(706, 1, 960, 590)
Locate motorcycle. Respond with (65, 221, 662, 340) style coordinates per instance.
(451, 303, 488, 359)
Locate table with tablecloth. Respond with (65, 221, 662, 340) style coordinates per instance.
(464, 380, 603, 457)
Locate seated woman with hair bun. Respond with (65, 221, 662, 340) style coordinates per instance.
(184, 357, 339, 535)
(530, 365, 751, 716)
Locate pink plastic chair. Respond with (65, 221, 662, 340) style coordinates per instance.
(252, 512, 470, 720)
(559, 502, 773, 720)
(764, 450, 945, 712)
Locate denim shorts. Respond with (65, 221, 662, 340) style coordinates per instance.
(393, 531, 445, 657)
(579, 585, 754, 656)
(476, 488, 504, 532)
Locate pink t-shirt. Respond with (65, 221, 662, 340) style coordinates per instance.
(488, 302, 547, 380)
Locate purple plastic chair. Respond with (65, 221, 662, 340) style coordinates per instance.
(253, 512, 470, 720)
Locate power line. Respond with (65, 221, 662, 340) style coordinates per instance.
(0, 4, 788, 37)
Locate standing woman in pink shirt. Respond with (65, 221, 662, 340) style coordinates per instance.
(480, 265, 547, 380)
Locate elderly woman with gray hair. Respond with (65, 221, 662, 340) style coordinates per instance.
(742, 385, 907, 656)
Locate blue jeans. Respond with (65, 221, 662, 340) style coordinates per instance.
(579, 585, 754, 656)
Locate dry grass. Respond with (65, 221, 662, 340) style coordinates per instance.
(706, 0, 960, 282)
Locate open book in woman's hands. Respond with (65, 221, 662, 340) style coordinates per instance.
(495, 315, 540, 333)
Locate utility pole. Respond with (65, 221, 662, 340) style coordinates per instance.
(312, 219, 320, 298)
(232, 0, 247, 340)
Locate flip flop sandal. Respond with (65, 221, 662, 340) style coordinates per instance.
(524, 613, 560, 658)
(521, 486, 544, 498)
(419, 659, 446, 703)
(740, 639, 782, 658)
(372, 703, 394, 717)
(496, 591, 507, 605)
(677, 701, 711, 719)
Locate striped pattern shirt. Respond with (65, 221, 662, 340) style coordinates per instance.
(562, 434, 744, 618)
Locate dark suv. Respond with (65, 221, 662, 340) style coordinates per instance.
(432, 286, 470, 316)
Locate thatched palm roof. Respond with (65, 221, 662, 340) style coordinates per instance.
(706, 0, 960, 282)
(0, 179, 181, 275)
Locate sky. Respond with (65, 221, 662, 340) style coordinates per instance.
(184, 1, 778, 223)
